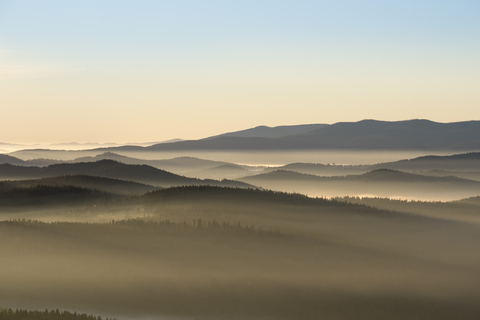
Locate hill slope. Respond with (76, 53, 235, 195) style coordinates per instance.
(0, 185, 118, 208)
(261, 152, 480, 179)
(239, 169, 480, 200)
(0, 175, 156, 195)
(0, 154, 27, 166)
(70, 153, 231, 173)
(0, 160, 255, 188)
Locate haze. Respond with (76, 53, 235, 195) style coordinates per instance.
(1, 0, 480, 144)
(2, 2, 480, 320)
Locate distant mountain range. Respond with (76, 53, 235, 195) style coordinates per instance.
(113, 119, 480, 151)
(5, 120, 480, 156)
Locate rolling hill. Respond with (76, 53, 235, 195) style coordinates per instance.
(0, 185, 118, 208)
(261, 152, 480, 179)
(70, 152, 231, 173)
(1, 152, 235, 173)
(0, 160, 255, 189)
(0, 154, 28, 166)
(0, 175, 156, 196)
(372, 152, 480, 171)
(238, 169, 480, 200)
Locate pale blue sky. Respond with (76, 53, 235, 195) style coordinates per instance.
(1, 1, 479, 143)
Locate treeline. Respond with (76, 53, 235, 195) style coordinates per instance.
(0, 185, 117, 207)
(0, 175, 156, 196)
(336, 196, 446, 205)
(0, 308, 115, 320)
(1, 218, 284, 238)
(113, 217, 283, 236)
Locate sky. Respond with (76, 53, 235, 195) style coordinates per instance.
(0, 0, 479, 144)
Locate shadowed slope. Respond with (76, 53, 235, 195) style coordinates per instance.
(0, 185, 118, 208)
(0, 154, 26, 166)
(0, 175, 156, 196)
(0, 160, 255, 188)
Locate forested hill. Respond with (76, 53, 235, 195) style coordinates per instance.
(0, 185, 118, 208)
(143, 185, 379, 211)
(0, 160, 254, 188)
(0, 175, 156, 195)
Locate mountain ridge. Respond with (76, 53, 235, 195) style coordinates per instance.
(6, 120, 480, 154)
(143, 119, 480, 151)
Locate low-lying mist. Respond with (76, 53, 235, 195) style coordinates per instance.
(1, 187, 480, 319)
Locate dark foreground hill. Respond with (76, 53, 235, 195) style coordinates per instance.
(2, 186, 480, 320)
(0, 185, 118, 208)
(239, 169, 480, 200)
(0, 160, 255, 188)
